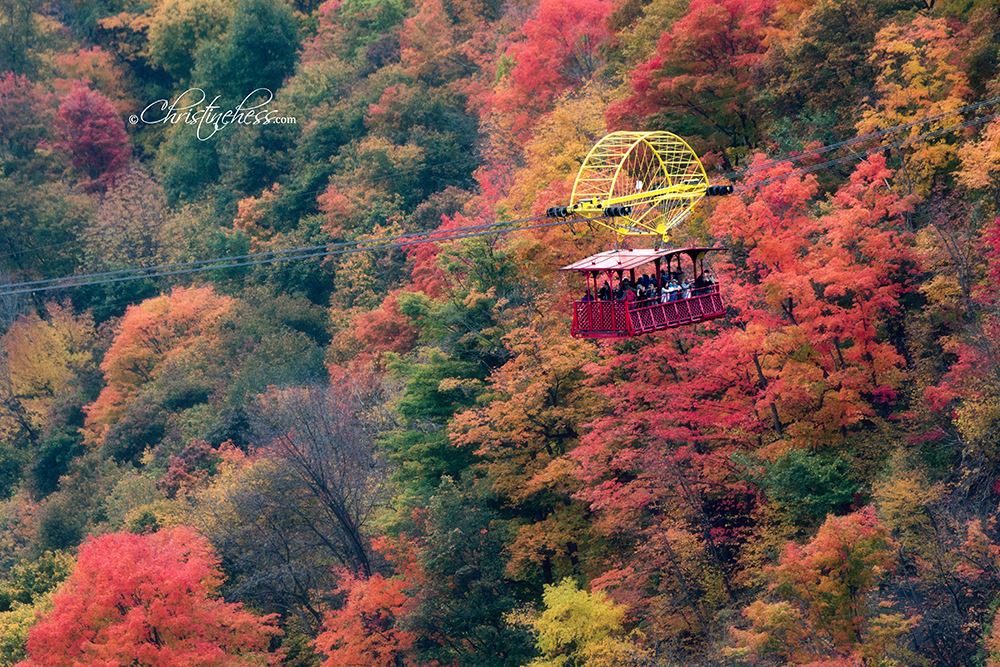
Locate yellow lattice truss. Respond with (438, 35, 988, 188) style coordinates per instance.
(567, 131, 710, 240)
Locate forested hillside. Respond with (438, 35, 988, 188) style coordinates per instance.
(1, 0, 999, 664)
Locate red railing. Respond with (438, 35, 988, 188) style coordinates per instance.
(570, 300, 631, 338)
(570, 285, 725, 338)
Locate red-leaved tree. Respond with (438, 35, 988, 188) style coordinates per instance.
(570, 156, 916, 643)
(21, 526, 280, 665)
(57, 81, 130, 190)
(607, 0, 777, 160)
(491, 0, 613, 137)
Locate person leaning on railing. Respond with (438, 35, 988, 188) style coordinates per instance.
(666, 279, 681, 302)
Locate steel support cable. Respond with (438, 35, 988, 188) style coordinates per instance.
(0, 216, 589, 296)
(5, 94, 997, 265)
(4, 106, 998, 297)
(744, 110, 1000, 191)
(726, 94, 1000, 180)
(1, 213, 553, 293)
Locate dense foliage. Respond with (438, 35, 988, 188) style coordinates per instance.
(0, 0, 998, 664)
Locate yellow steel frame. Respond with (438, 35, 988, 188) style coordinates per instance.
(568, 131, 710, 240)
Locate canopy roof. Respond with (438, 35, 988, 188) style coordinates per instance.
(559, 247, 721, 273)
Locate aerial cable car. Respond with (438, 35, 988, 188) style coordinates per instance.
(546, 131, 733, 339)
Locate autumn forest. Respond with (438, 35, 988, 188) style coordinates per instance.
(0, 0, 999, 664)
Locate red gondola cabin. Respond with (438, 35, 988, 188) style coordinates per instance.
(561, 247, 726, 339)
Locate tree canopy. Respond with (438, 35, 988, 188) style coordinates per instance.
(0, 0, 998, 662)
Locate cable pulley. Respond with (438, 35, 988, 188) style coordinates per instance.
(706, 185, 734, 196)
(603, 205, 633, 217)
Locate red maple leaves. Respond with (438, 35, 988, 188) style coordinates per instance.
(21, 527, 280, 665)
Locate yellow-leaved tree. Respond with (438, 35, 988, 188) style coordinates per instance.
(857, 16, 971, 195)
(146, 0, 235, 80)
(957, 76, 1000, 198)
(0, 550, 74, 664)
(0, 303, 97, 441)
(513, 577, 650, 667)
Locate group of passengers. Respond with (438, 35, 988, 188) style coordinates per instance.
(582, 270, 715, 304)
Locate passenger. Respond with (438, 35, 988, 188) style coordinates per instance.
(681, 279, 691, 300)
(660, 283, 670, 303)
(624, 288, 636, 304)
(694, 272, 708, 289)
(581, 289, 594, 302)
(640, 274, 651, 289)
(598, 281, 611, 301)
(667, 279, 681, 302)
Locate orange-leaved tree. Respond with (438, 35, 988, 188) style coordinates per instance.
(570, 156, 915, 643)
(450, 324, 601, 582)
(729, 507, 910, 664)
(83, 286, 234, 445)
(708, 153, 916, 450)
(314, 567, 417, 667)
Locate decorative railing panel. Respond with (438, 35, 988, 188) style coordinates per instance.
(571, 286, 725, 338)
